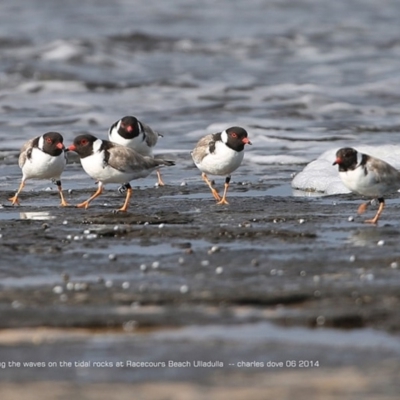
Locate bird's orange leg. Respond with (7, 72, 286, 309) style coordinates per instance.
(9, 180, 25, 206)
(55, 180, 69, 207)
(117, 184, 132, 212)
(156, 170, 165, 186)
(76, 183, 103, 209)
(216, 176, 231, 205)
(357, 201, 370, 214)
(202, 173, 221, 201)
(364, 198, 385, 224)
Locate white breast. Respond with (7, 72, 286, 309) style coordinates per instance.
(339, 166, 388, 197)
(22, 148, 66, 180)
(195, 141, 244, 176)
(109, 129, 152, 157)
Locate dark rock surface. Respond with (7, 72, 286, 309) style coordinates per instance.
(0, 182, 399, 398)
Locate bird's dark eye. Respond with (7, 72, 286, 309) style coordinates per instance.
(81, 139, 88, 145)
(46, 138, 52, 143)
(231, 132, 238, 138)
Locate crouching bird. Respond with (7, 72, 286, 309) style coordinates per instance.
(333, 147, 400, 224)
(68, 134, 174, 212)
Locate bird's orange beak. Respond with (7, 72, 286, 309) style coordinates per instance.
(56, 142, 64, 150)
(68, 144, 77, 152)
(242, 137, 252, 145)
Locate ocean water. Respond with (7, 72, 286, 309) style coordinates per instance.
(1, 0, 400, 194)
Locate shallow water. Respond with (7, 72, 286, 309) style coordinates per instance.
(2, 0, 400, 169)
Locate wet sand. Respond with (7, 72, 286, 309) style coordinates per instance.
(1, 167, 400, 399)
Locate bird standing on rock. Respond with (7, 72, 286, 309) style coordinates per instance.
(333, 147, 400, 224)
(68, 134, 174, 212)
(9, 131, 68, 206)
(108, 115, 165, 186)
(191, 126, 251, 205)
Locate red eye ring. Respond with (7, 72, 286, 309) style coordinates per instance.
(81, 139, 88, 145)
(46, 137, 52, 143)
(231, 132, 238, 138)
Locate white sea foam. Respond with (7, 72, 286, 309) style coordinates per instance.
(16, 81, 86, 93)
(249, 154, 309, 165)
(40, 40, 85, 61)
(292, 145, 400, 195)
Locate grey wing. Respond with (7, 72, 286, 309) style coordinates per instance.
(18, 138, 36, 168)
(141, 121, 161, 148)
(191, 134, 214, 164)
(368, 158, 400, 185)
(107, 146, 164, 173)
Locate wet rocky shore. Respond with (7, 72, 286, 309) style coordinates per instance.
(0, 172, 399, 399)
